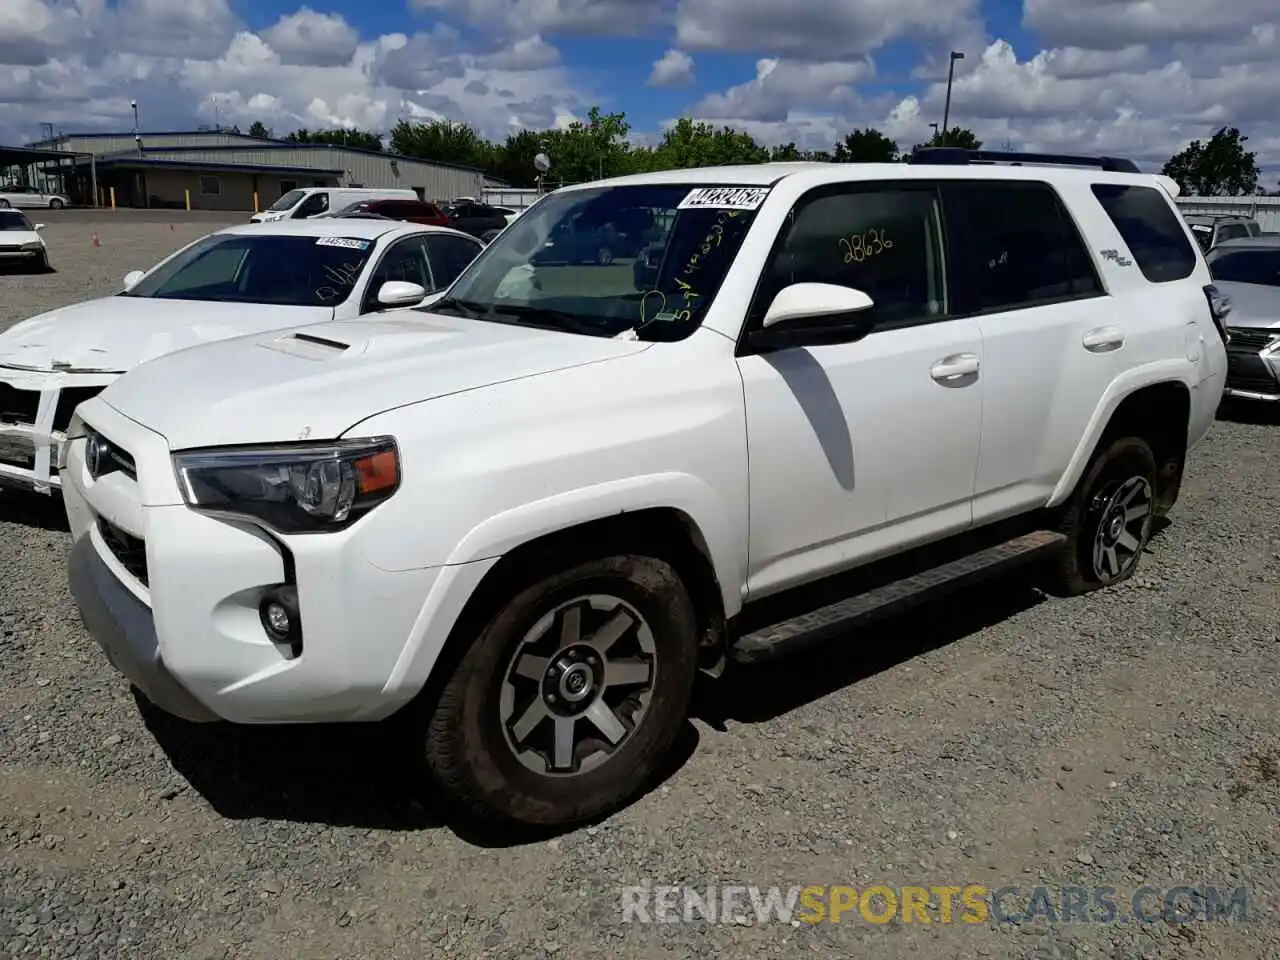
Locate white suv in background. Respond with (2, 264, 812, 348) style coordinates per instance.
(60, 149, 1228, 828)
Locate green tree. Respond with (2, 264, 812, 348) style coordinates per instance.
(285, 127, 384, 151)
(539, 107, 633, 183)
(389, 119, 491, 169)
(489, 129, 545, 187)
(770, 142, 802, 161)
(910, 127, 983, 155)
(833, 128, 899, 163)
(1161, 127, 1259, 197)
(247, 120, 272, 139)
(649, 117, 769, 169)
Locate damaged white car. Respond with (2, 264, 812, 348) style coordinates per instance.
(0, 218, 482, 494)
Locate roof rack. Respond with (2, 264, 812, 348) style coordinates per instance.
(908, 147, 1141, 174)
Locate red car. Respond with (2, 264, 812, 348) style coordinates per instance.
(329, 198, 450, 227)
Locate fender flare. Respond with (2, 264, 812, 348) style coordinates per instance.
(373, 473, 744, 710)
(1046, 359, 1198, 508)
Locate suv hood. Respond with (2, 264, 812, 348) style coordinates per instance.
(98, 312, 651, 449)
(1215, 281, 1280, 329)
(0, 296, 333, 375)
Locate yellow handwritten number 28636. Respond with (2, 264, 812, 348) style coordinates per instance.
(839, 229, 892, 264)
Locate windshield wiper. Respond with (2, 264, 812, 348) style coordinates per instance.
(482, 304, 608, 337)
(427, 297, 487, 319)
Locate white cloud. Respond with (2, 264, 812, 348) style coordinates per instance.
(0, 0, 589, 143)
(261, 7, 360, 67)
(648, 49, 694, 88)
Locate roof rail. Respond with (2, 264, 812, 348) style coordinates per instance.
(908, 147, 1141, 174)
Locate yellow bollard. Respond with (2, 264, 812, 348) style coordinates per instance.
(184, 189, 191, 211)
(253, 191, 259, 213)
(109, 187, 116, 209)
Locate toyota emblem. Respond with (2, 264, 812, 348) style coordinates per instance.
(85, 433, 104, 476)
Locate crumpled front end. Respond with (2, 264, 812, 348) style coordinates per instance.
(0, 370, 116, 495)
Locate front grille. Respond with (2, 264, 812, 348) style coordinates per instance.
(0, 383, 39, 425)
(98, 518, 148, 586)
(1225, 328, 1280, 351)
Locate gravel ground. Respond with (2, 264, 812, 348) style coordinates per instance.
(1, 216, 1277, 960)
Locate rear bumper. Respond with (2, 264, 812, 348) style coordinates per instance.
(68, 533, 218, 723)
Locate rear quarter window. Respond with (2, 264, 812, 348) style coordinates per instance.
(1090, 184, 1197, 283)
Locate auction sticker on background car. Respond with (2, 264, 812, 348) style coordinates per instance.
(677, 187, 770, 210)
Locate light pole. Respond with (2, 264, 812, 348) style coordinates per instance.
(929, 122, 939, 142)
(941, 51, 964, 146)
(130, 99, 140, 153)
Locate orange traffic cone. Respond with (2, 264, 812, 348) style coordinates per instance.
(91, 234, 101, 248)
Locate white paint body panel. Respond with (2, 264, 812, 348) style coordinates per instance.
(60, 160, 1228, 723)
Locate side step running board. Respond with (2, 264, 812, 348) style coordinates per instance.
(730, 529, 1067, 663)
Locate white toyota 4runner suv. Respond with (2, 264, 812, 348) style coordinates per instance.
(60, 149, 1229, 827)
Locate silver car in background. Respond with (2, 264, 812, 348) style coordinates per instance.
(1208, 235, 1280, 401)
(0, 185, 69, 209)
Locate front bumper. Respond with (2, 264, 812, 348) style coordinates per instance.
(0, 422, 65, 492)
(68, 534, 217, 722)
(1224, 330, 1280, 401)
(62, 398, 471, 724)
(0, 247, 43, 263)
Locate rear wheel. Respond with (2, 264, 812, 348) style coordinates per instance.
(0, 199, 9, 208)
(49, 198, 64, 210)
(596, 246, 614, 266)
(422, 554, 698, 826)
(1047, 436, 1157, 596)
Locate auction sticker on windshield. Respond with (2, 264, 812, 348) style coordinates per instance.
(315, 237, 372, 249)
(677, 187, 770, 211)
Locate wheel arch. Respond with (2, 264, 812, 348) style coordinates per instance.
(1048, 364, 1193, 513)
(397, 506, 732, 720)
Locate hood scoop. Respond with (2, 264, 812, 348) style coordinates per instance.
(260, 331, 357, 360)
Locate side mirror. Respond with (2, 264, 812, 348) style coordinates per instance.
(122, 270, 145, 291)
(33, 223, 44, 231)
(376, 280, 427, 307)
(747, 282, 876, 351)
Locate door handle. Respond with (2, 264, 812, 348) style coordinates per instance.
(930, 353, 980, 382)
(1083, 326, 1125, 352)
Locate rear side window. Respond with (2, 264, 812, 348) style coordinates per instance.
(1090, 184, 1196, 283)
(943, 181, 1102, 313)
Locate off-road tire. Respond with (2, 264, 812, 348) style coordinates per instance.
(422, 554, 699, 827)
(1046, 436, 1158, 596)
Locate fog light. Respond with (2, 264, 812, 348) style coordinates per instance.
(258, 585, 301, 653)
(264, 602, 290, 635)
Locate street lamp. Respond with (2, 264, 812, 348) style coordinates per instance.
(941, 51, 964, 146)
(130, 99, 141, 153)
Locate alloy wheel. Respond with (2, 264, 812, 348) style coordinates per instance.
(499, 594, 657, 777)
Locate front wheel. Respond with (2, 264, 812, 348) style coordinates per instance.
(595, 246, 614, 266)
(0, 199, 9, 208)
(422, 554, 699, 826)
(1047, 436, 1157, 596)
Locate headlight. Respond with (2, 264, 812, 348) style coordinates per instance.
(173, 438, 399, 533)
(20, 242, 43, 251)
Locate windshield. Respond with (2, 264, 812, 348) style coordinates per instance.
(267, 189, 307, 212)
(1208, 249, 1280, 287)
(0, 211, 33, 231)
(122, 233, 376, 306)
(427, 183, 766, 339)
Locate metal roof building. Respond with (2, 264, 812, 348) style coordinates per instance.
(26, 130, 490, 211)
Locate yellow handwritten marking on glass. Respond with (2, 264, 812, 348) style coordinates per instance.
(839, 229, 893, 264)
